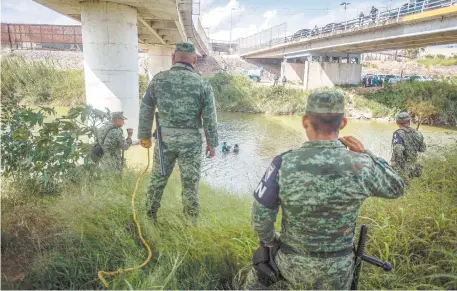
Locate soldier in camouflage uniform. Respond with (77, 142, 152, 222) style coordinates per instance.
(246, 91, 405, 289)
(391, 112, 426, 179)
(138, 42, 218, 222)
(98, 112, 133, 171)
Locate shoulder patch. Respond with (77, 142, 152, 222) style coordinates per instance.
(253, 155, 282, 210)
(393, 132, 403, 145)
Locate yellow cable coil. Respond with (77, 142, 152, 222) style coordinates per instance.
(97, 148, 152, 288)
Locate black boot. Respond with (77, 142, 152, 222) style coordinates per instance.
(147, 210, 157, 223)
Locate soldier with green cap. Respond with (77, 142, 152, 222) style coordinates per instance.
(137, 42, 218, 223)
(97, 111, 133, 171)
(391, 112, 426, 179)
(244, 91, 405, 289)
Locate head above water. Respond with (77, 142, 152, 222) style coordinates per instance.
(172, 42, 197, 66)
(302, 91, 347, 141)
(396, 112, 411, 127)
(111, 111, 126, 128)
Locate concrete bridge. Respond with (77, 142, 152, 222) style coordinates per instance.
(34, 0, 210, 130)
(238, 1, 457, 90)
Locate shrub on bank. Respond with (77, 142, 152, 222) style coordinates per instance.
(363, 81, 457, 125)
(208, 71, 310, 114)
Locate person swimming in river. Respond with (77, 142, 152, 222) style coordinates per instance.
(233, 144, 239, 153)
(222, 142, 231, 152)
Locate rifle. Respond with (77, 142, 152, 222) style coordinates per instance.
(351, 225, 392, 290)
(154, 112, 166, 176)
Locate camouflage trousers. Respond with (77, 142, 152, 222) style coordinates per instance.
(147, 132, 202, 218)
(394, 162, 423, 180)
(99, 155, 124, 172)
(245, 250, 354, 290)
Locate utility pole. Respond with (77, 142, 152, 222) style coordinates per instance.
(229, 7, 235, 53)
(340, 2, 350, 21)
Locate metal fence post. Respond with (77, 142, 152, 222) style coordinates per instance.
(397, 7, 401, 21)
(421, 0, 426, 12)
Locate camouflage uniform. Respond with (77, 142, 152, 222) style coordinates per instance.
(98, 112, 132, 171)
(391, 112, 426, 179)
(137, 42, 218, 219)
(247, 91, 405, 290)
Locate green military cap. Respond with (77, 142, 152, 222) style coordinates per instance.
(175, 42, 196, 53)
(111, 111, 127, 120)
(305, 91, 345, 114)
(396, 112, 410, 123)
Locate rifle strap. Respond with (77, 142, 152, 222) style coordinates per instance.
(100, 126, 116, 145)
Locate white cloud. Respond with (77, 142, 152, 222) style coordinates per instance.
(1, 0, 79, 25)
(201, 0, 393, 41)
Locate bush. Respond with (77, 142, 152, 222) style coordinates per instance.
(363, 81, 457, 125)
(207, 71, 310, 114)
(436, 54, 446, 59)
(0, 103, 108, 193)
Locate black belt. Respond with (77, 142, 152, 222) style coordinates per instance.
(280, 243, 353, 259)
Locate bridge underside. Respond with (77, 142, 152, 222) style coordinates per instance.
(33, 0, 208, 131)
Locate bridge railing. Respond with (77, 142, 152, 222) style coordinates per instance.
(239, 0, 456, 55)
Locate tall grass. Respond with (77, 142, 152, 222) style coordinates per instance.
(2, 146, 457, 290)
(1, 56, 150, 107)
(208, 72, 310, 114)
(417, 58, 457, 67)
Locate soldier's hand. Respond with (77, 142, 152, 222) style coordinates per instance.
(140, 139, 152, 148)
(127, 128, 133, 138)
(339, 136, 365, 153)
(206, 146, 215, 158)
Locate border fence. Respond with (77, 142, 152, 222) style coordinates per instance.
(234, 0, 456, 55)
(234, 23, 287, 55)
(1, 23, 83, 51)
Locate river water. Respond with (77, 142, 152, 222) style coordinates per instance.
(125, 112, 457, 194)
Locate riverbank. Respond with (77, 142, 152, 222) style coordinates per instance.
(2, 56, 456, 126)
(2, 144, 457, 290)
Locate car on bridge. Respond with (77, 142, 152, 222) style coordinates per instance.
(292, 29, 311, 40)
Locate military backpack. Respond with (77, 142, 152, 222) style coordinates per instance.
(91, 126, 116, 162)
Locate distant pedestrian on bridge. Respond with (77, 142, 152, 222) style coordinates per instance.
(359, 12, 365, 26)
(370, 6, 379, 22)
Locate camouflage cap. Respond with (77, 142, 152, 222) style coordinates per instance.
(111, 112, 127, 120)
(175, 42, 196, 53)
(396, 112, 410, 123)
(305, 91, 345, 114)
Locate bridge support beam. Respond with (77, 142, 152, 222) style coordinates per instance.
(147, 46, 174, 80)
(81, 1, 139, 131)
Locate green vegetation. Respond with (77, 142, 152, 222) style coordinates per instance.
(361, 81, 457, 125)
(208, 72, 310, 114)
(0, 56, 149, 107)
(2, 139, 457, 289)
(417, 54, 457, 67)
(417, 58, 457, 67)
(1, 57, 85, 106)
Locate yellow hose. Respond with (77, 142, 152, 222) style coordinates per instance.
(97, 148, 152, 288)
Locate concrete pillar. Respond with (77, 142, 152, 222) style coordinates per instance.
(147, 46, 174, 80)
(338, 57, 343, 63)
(303, 58, 310, 91)
(81, 1, 139, 130)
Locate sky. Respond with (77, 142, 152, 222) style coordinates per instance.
(0, 0, 424, 41)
